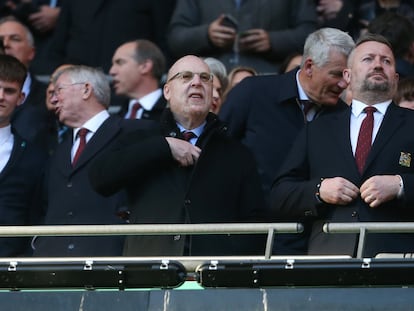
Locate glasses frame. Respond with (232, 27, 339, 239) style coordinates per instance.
(52, 82, 86, 97)
(167, 71, 213, 83)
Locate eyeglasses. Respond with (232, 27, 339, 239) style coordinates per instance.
(167, 71, 213, 83)
(52, 82, 85, 97)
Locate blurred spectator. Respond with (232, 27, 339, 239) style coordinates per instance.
(0, 16, 49, 152)
(204, 57, 228, 114)
(0, 54, 47, 256)
(168, 0, 317, 74)
(223, 65, 257, 101)
(0, 0, 62, 75)
(394, 77, 414, 109)
(368, 12, 414, 78)
(47, 0, 176, 74)
(109, 39, 167, 121)
(279, 52, 303, 73)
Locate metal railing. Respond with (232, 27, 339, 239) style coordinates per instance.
(0, 222, 303, 260)
(323, 222, 414, 258)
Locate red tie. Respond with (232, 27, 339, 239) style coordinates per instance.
(182, 131, 197, 142)
(301, 100, 315, 116)
(129, 101, 142, 119)
(355, 106, 377, 174)
(72, 128, 88, 166)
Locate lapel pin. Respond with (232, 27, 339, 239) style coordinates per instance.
(399, 152, 411, 168)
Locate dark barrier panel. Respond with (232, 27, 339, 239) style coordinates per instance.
(0, 287, 413, 311)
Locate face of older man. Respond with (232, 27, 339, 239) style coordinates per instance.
(163, 55, 213, 125)
(0, 21, 35, 68)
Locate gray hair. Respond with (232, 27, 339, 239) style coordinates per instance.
(204, 57, 228, 91)
(53, 65, 111, 107)
(0, 16, 35, 47)
(301, 28, 355, 68)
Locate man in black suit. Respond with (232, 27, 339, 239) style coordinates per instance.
(89, 55, 265, 256)
(0, 17, 50, 152)
(0, 54, 47, 256)
(32, 65, 155, 256)
(271, 33, 414, 257)
(219, 28, 355, 254)
(110, 39, 167, 121)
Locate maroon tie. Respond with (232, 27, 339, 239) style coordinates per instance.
(301, 100, 315, 116)
(182, 131, 197, 142)
(129, 101, 142, 119)
(72, 128, 88, 166)
(355, 106, 377, 174)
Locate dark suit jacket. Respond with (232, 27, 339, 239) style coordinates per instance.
(219, 69, 347, 254)
(89, 110, 266, 256)
(48, 0, 176, 72)
(33, 115, 156, 257)
(271, 103, 414, 257)
(0, 131, 47, 256)
(11, 75, 50, 152)
(117, 94, 167, 121)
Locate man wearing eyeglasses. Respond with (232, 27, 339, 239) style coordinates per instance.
(32, 65, 156, 257)
(89, 55, 266, 256)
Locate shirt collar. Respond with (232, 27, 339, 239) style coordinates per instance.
(177, 121, 206, 138)
(73, 110, 110, 140)
(0, 124, 12, 141)
(129, 88, 162, 111)
(351, 99, 392, 117)
(296, 70, 309, 101)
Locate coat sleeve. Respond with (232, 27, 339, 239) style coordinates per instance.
(270, 126, 323, 220)
(89, 130, 174, 197)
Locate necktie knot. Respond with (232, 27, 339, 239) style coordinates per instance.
(300, 99, 315, 116)
(129, 101, 142, 119)
(182, 131, 197, 142)
(364, 106, 377, 115)
(77, 128, 88, 139)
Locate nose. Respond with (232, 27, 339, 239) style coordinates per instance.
(0, 88, 4, 99)
(190, 73, 203, 85)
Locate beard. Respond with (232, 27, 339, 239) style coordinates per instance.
(361, 73, 390, 93)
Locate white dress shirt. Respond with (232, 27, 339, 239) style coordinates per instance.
(0, 125, 14, 173)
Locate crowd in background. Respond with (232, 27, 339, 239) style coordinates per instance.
(0, 0, 414, 258)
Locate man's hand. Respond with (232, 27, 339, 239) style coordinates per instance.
(165, 137, 201, 167)
(360, 175, 401, 208)
(319, 177, 359, 205)
(28, 5, 60, 33)
(208, 15, 237, 49)
(239, 29, 270, 53)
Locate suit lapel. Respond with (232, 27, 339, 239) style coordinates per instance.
(72, 116, 121, 170)
(329, 108, 361, 177)
(55, 129, 74, 176)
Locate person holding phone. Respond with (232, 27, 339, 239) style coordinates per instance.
(168, 0, 318, 74)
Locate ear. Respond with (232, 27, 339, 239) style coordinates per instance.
(82, 83, 91, 99)
(343, 68, 351, 84)
(140, 59, 153, 75)
(163, 83, 170, 101)
(302, 58, 313, 77)
(17, 91, 25, 106)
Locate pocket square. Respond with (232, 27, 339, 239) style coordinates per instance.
(399, 152, 411, 167)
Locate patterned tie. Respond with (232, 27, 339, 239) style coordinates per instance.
(182, 131, 197, 142)
(72, 128, 89, 166)
(355, 106, 377, 174)
(129, 101, 142, 119)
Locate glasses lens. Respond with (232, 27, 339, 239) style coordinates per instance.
(181, 71, 194, 82)
(199, 72, 211, 83)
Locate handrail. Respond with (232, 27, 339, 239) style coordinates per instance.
(323, 222, 414, 258)
(0, 223, 304, 260)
